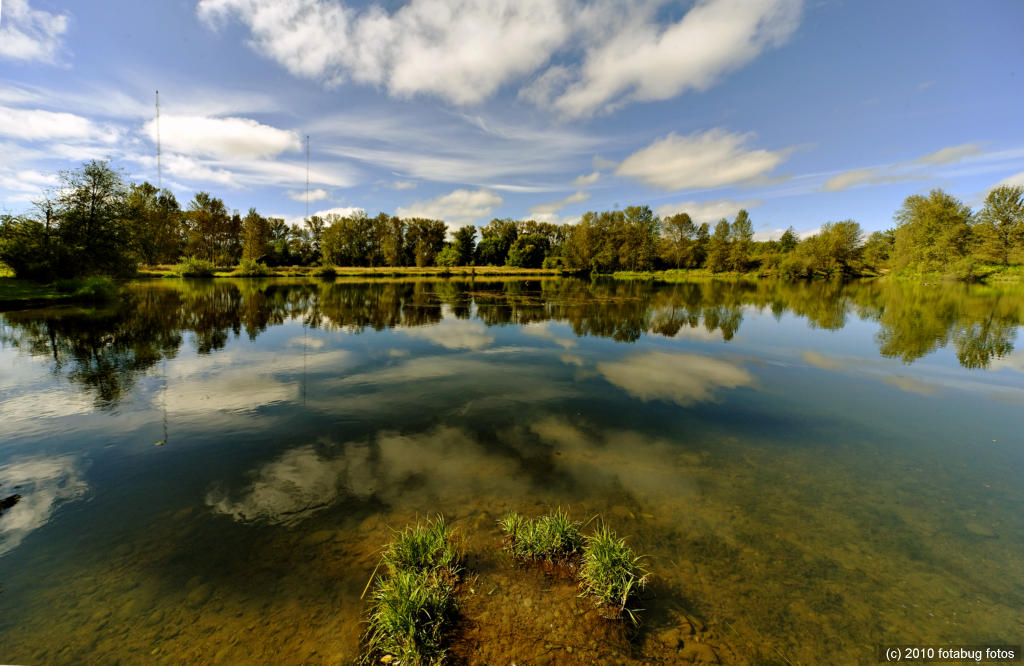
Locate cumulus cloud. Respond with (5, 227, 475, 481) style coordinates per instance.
(546, 0, 803, 117)
(597, 351, 753, 406)
(199, 0, 571, 105)
(144, 115, 299, 160)
(617, 129, 786, 191)
(398, 320, 495, 351)
(0, 0, 69, 64)
(653, 198, 761, 223)
(395, 188, 502, 228)
(199, 0, 802, 115)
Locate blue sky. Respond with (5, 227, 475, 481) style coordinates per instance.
(1, 0, 1022, 238)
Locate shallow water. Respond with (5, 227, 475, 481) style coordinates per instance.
(1, 277, 1022, 664)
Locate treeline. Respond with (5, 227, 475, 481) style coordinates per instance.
(1, 160, 1022, 280)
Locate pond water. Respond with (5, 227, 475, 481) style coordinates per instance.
(0, 277, 1022, 664)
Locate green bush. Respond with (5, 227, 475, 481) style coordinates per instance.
(499, 508, 583, 563)
(53, 277, 119, 300)
(314, 264, 337, 278)
(233, 258, 272, 277)
(578, 523, 650, 624)
(542, 256, 565, 269)
(174, 256, 216, 277)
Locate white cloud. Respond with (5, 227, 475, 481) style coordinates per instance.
(0, 0, 69, 64)
(528, 190, 589, 219)
(144, 115, 299, 160)
(597, 351, 753, 406)
(0, 105, 116, 142)
(546, 0, 803, 117)
(395, 188, 502, 228)
(823, 142, 985, 192)
(399, 319, 494, 351)
(288, 188, 328, 202)
(200, 0, 802, 115)
(994, 171, 1024, 189)
(617, 129, 786, 191)
(572, 171, 600, 186)
(199, 0, 572, 105)
(914, 143, 982, 166)
(391, 180, 417, 190)
(654, 198, 761, 223)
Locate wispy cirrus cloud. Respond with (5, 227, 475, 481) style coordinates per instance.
(822, 142, 984, 192)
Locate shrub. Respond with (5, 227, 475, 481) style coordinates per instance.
(174, 256, 216, 277)
(314, 264, 337, 278)
(542, 256, 565, 269)
(233, 258, 272, 277)
(578, 523, 650, 624)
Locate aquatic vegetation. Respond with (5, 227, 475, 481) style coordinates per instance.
(578, 523, 650, 624)
(55, 277, 119, 301)
(499, 508, 583, 563)
(365, 568, 456, 665)
(363, 516, 464, 664)
(314, 264, 337, 278)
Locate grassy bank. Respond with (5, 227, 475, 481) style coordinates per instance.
(139, 263, 569, 279)
(614, 264, 1024, 284)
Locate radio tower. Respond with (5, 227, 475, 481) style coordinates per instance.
(155, 90, 162, 189)
(305, 135, 310, 220)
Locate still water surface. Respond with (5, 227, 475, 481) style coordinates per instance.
(0, 277, 1022, 663)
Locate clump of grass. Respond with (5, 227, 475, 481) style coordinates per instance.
(366, 568, 455, 664)
(363, 516, 464, 665)
(233, 258, 272, 277)
(174, 256, 216, 277)
(314, 264, 337, 278)
(578, 523, 650, 624)
(53, 277, 118, 300)
(499, 507, 583, 564)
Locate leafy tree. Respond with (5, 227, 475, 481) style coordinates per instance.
(478, 218, 518, 264)
(382, 216, 406, 266)
(974, 185, 1024, 265)
(123, 182, 182, 264)
(729, 209, 754, 271)
(54, 160, 134, 276)
(453, 225, 477, 265)
(707, 218, 732, 272)
(619, 205, 659, 271)
(435, 243, 460, 267)
(405, 218, 447, 267)
(862, 229, 895, 269)
(475, 237, 505, 266)
(661, 212, 698, 268)
(507, 234, 548, 268)
(305, 215, 326, 262)
(184, 192, 231, 264)
(242, 208, 270, 261)
(778, 226, 799, 253)
(892, 189, 973, 271)
(797, 220, 863, 276)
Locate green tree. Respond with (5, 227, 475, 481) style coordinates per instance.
(435, 243, 460, 267)
(478, 218, 519, 265)
(661, 212, 698, 268)
(892, 189, 973, 271)
(305, 215, 326, 262)
(123, 182, 182, 265)
(404, 218, 447, 267)
(862, 229, 895, 269)
(382, 216, 406, 266)
(619, 205, 659, 270)
(729, 209, 754, 271)
(507, 234, 548, 268)
(184, 192, 231, 264)
(453, 225, 477, 265)
(242, 208, 270, 261)
(707, 218, 732, 272)
(974, 185, 1024, 265)
(54, 160, 134, 276)
(777, 226, 799, 253)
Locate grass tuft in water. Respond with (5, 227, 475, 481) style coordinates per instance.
(578, 523, 650, 624)
(499, 507, 583, 563)
(363, 515, 464, 664)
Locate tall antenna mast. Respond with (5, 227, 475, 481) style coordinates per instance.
(305, 134, 310, 220)
(155, 90, 162, 189)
